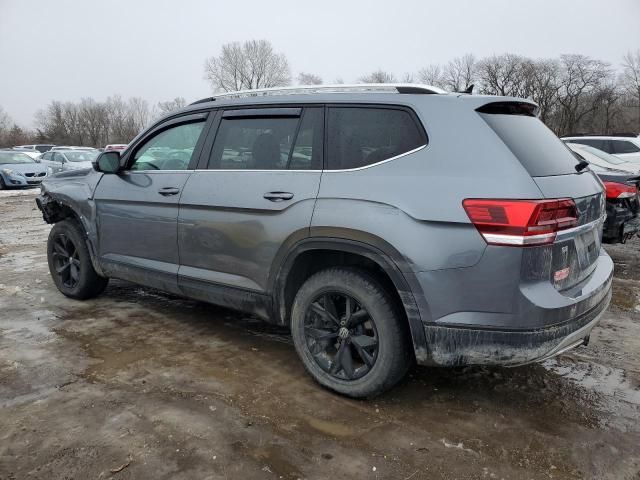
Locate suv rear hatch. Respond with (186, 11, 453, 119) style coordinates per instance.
(478, 101, 605, 292)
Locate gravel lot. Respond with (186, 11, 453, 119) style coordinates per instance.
(1, 189, 639, 480)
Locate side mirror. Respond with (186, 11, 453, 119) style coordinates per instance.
(94, 151, 121, 173)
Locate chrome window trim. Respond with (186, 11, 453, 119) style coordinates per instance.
(323, 144, 426, 172)
(180, 144, 426, 173)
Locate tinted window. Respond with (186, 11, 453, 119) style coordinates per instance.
(573, 139, 610, 152)
(209, 110, 321, 170)
(53, 153, 65, 163)
(481, 114, 579, 176)
(131, 121, 205, 171)
(327, 107, 426, 170)
(289, 108, 323, 170)
(0, 152, 35, 164)
(610, 140, 640, 154)
(41, 152, 52, 161)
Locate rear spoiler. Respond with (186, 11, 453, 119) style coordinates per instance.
(476, 101, 539, 117)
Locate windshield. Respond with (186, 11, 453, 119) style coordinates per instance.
(63, 151, 99, 162)
(0, 152, 36, 164)
(577, 144, 625, 165)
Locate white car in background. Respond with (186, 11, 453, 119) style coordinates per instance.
(562, 135, 640, 163)
(39, 150, 99, 174)
(50, 146, 98, 152)
(12, 144, 56, 153)
(11, 149, 42, 161)
(565, 143, 640, 174)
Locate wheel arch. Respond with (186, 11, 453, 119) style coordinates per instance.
(270, 236, 429, 363)
(37, 194, 104, 277)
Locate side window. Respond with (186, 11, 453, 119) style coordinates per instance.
(131, 121, 206, 171)
(41, 152, 52, 161)
(210, 114, 302, 170)
(53, 153, 65, 163)
(574, 139, 606, 151)
(610, 140, 640, 155)
(290, 108, 323, 170)
(327, 107, 426, 170)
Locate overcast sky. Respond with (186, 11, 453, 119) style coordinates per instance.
(1, 0, 639, 127)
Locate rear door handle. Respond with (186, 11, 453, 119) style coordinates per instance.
(158, 187, 180, 196)
(263, 191, 294, 202)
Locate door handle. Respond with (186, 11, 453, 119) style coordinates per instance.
(263, 191, 294, 202)
(158, 187, 180, 196)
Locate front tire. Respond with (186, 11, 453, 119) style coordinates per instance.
(291, 267, 411, 398)
(47, 219, 108, 299)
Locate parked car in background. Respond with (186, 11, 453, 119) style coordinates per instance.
(12, 144, 56, 153)
(50, 146, 98, 151)
(104, 144, 128, 152)
(11, 149, 43, 161)
(588, 163, 640, 243)
(39, 150, 99, 174)
(37, 84, 612, 398)
(562, 134, 640, 163)
(0, 150, 48, 189)
(565, 143, 640, 174)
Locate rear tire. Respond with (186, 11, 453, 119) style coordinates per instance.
(0, 176, 6, 190)
(47, 219, 108, 299)
(291, 267, 411, 398)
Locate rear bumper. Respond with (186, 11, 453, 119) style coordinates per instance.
(420, 284, 610, 366)
(414, 250, 613, 367)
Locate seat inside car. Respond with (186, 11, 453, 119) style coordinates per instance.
(252, 133, 280, 169)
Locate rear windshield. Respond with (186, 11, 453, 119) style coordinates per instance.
(480, 113, 580, 177)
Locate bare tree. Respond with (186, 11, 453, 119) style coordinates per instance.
(359, 70, 397, 83)
(157, 97, 187, 115)
(528, 59, 561, 125)
(297, 72, 323, 85)
(129, 97, 151, 132)
(621, 50, 640, 129)
(444, 54, 476, 91)
(417, 64, 447, 89)
(401, 72, 414, 83)
(476, 54, 532, 97)
(204, 40, 291, 92)
(556, 54, 611, 135)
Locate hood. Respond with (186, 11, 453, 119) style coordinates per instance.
(0, 162, 47, 174)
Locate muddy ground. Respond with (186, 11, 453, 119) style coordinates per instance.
(0, 188, 639, 480)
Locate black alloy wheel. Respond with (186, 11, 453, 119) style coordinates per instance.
(51, 233, 81, 289)
(303, 291, 379, 381)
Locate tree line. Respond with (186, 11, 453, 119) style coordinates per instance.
(0, 96, 186, 148)
(1, 40, 639, 148)
(204, 41, 640, 137)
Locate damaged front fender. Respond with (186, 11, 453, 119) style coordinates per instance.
(36, 169, 105, 276)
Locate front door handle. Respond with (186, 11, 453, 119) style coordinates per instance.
(158, 187, 180, 196)
(263, 191, 294, 202)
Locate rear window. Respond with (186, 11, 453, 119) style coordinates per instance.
(327, 107, 426, 170)
(569, 138, 608, 152)
(480, 113, 579, 177)
(610, 140, 640, 155)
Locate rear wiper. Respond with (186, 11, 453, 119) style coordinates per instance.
(575, 160, 589, 173)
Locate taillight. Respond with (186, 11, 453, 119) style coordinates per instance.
(603, 181, 637, 199)
(463, 198, 578, 246)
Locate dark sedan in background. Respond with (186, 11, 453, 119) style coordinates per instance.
(590, 163, 640, 243)
(0, 150, 48, 189)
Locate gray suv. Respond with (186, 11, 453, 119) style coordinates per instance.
(37, 84, 613, 398)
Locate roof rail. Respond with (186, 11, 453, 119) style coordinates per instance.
(190, 83, 447, 105)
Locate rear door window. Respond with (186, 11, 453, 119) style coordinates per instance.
(570, 138, 607, 151)
(480, 112, 579, 176)
(326, 107, 426, 170)
(610, 140, 640, 155)
(209, 107, 323, 170)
